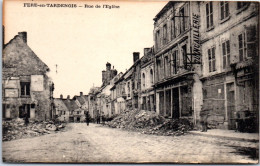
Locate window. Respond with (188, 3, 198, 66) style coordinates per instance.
(156, 30, 161, 49)
(208, 47, 216, 72)
(19, 104, 30, 118)
(222, 40, 230, 69)
(156, 58, 161, 81)
(238, 26, 256, 61)
(20, 82, 30, 96)
(206, 2, 213, 28)
(171, 17, 175, 40)
(179, 4, 188, 34)
(127, 82, 130, 97)
(142, 73, 146, 88)
(238, 33, 246, 61)
(164, 56, 169, 77)
(237, 2, 250, 10)
(150, 69, 153, 85)
(220, 2, 229, 20)
(163, 24, 167, 45)
(172, 50, 179, 74)
(182, 45, 187, 69)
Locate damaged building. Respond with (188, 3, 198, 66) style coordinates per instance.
(153, 2, 203, 122)
(2, 32, 55, 121)
(200, 2, 259, 130)
(140, 47, 155, 111)
(84, 1, 258, 132)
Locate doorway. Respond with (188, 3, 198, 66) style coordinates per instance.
(172, 88, 180, 119)
(226, 83, 235, 129)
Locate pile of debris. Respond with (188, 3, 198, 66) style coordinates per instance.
(107, 109, 193, 136)
(2, 119, 66, 142)
(142, 118, 193, 136)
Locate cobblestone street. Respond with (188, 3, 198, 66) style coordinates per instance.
(2, 123, 258, 163)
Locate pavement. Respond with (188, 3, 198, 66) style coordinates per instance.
(2, 123, 259, 163)
(189, 129, 259, 142)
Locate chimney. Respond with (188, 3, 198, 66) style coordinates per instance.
(133, 52, 140, 63)
(80, 92, 83, 96)
(102, 70, 106, 83)
(60, 94, 63, 99)
(67, 95, 70, 99)
(18, 32, 27, 43)
(144, 48, 151, 56)
(106, 62, 111, 71)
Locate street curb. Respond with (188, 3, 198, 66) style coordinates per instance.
(188, 131, 259, 143)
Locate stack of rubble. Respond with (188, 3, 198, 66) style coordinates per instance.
(2, 119, 66, 142)
(107, 109, 193, 136)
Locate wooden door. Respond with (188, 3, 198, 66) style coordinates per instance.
(226, 83, 235, 129)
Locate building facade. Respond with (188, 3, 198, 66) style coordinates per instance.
(54, 95, 70, 122)
(140, 47, 155, 111)
(200, 2, 259, 129)
(153, 2, 203, 122)
(2, 32, 55, 121)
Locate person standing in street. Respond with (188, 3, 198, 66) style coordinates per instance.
(24, 113, 29, 126)
(200, 105, 209, 132)
(85, 111, 90, 126)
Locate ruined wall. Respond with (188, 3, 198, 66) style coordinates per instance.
(2, 33, 52, 121)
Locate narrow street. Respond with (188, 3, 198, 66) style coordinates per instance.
(3, 123, 258, 163)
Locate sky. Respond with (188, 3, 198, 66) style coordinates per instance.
(3, 0, 168, 98)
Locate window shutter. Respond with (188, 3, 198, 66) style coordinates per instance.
(212, 48, 216, 71)
(167, 21, 171, 42)
(220, 2, 224, 20)
(185, 3, 189, 30)
(208, 49, 212, 72)
(222, 42, 226, 68)
(175, 15, 179, 36)
(225, 2, 229, 17)
(246, 25, 256, 58)
(227, 40, 230, 66)
(238, 34, 244, 61)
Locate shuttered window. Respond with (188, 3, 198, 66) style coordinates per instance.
(222, 40, 230, 69)
(208, 47, 216, 72)
(206, 2, 214, 28)
(20, 82, 30, 96)
(220, 2, 229, 20)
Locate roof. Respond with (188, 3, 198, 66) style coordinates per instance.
(73, 96, 86, 105)
(3, 33, 49, 78)
(63, 99, 79, 111)
(54, 98, 69, 111)
(154, 1, 175, 22)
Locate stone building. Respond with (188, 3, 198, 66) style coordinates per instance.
(72, 92, 89, 122)
(153, 2, 203, 121)
(2, 32, 55, 121)
(140, 47, 155, 111)
(199, 2, 259, 129)
(54, 95, 70, 122)
(62, 95, 82, 122)
(87, 87, 100, 119)
(120, 52, 142, 110)
(110, 74, 127, 115)
(102, 62, 118, 87)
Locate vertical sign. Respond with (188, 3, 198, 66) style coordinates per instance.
(192, 13, 200, 64)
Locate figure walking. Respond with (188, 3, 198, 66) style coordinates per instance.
(85, 111, 90, 126)
(96, 112, 100, 124)
(24, 113, 29, 126)
(200, 105, 209, 132)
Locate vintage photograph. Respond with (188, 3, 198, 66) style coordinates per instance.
(2, 0, 259, 163)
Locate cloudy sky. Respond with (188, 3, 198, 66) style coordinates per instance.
(4, 0, 167, 98)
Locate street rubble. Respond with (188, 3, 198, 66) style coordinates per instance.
(107, 109, 193, 136)
(2, 118, 66, 142)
